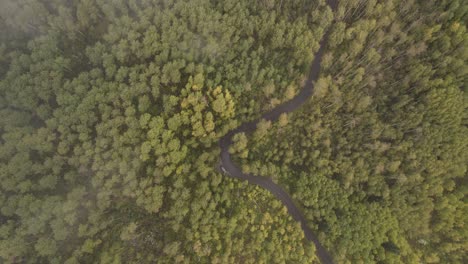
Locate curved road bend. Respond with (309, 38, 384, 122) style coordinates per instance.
(219, 1, 337, 263)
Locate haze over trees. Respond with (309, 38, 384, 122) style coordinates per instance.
(0, 0, 332, 263)
(0, 0, 466, 264)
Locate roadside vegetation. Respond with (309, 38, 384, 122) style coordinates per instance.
(235, 0, 467, 263)
(0, 0, 331, 263)
(1, 0, 466, 263)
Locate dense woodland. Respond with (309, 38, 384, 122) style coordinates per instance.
(0, 0, 466, 263)
(234, 0, 468, 263)
(0, 0, 332, 263)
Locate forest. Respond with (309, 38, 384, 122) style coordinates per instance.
(234, 0, 468, 263)
(0, 0, 466, 263)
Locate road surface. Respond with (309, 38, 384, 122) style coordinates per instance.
(219, 0, 337, 263)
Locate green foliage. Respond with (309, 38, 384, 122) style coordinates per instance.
(236, 0, 468, 263)
(0, 0, 330, 263)
(3, 0, 464, 263)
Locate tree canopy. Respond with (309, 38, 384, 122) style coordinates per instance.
(235, 0, 468, 263)
(1, 0, 466, 263)
(0, 0, 334, 263)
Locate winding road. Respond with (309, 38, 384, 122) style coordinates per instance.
(219, 1, 337, 263)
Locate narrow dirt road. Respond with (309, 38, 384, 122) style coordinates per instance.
(219, 1, 337, 263)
